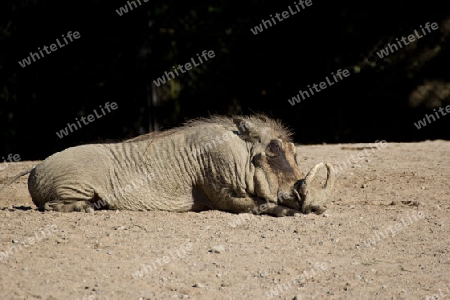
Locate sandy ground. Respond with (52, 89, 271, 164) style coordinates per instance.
(0, 140, 449, 300)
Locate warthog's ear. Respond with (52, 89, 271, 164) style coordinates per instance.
(233, 118, 261, 142)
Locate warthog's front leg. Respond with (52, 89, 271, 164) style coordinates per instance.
(42, 200, 95, 213)
(216, 196, 301, 217)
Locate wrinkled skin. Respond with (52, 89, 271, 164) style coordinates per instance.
(28, 115, 333, 217)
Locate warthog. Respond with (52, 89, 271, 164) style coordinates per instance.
(27, 115, 335, 216)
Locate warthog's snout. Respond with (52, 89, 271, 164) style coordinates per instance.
(295, 163, 335, 214)
(276, 184, 304, 211)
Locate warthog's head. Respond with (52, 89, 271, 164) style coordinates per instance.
(233, 117, 304, 211)
(233, 117, 335, 214)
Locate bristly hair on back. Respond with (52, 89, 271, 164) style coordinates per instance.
(125, 114, 294, 143)
(183, 114, 294, 142)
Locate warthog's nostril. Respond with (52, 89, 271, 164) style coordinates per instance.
(294, 179, 303, 191)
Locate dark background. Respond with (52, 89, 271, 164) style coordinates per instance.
(1, 0, 449, 160)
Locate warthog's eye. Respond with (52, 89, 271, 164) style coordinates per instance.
(266, 140, 282, 157)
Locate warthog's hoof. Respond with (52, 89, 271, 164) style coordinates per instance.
(296, 162, 335, 214)
(42, 200, 95, 213)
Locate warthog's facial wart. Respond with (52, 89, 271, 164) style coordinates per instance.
(236, 119, 304, 210)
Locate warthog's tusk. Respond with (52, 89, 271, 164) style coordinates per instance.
(301, 162, 335, 194)
(298, 162, 335, 214)
(324, 163, 335, 192)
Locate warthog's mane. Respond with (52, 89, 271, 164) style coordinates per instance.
(125, 114, 293, 143)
